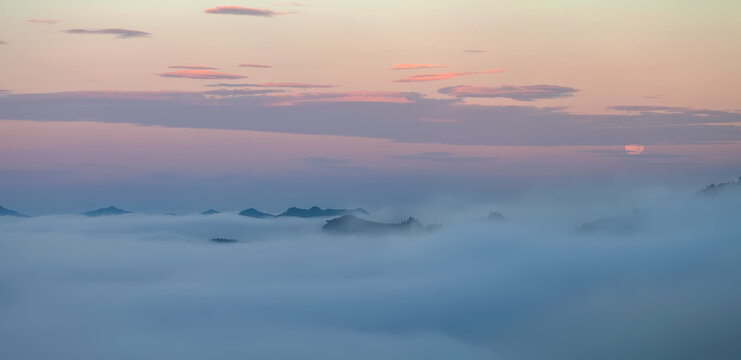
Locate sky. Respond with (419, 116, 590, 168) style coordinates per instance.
(1, 0, 740, 213)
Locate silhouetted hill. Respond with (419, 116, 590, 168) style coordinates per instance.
(577, 209, 645, 235)
(699, 176, 741, 196)
(487, 211, 506, 222)
(82, 206, 132, 217)
(0, 205, 29, 217)
(238, 208, 275, 218)
(280, 206, 369, 218)
(323, 215, 432, 235)
(201, 209, 220, 215)
(210, 237, 238, 243)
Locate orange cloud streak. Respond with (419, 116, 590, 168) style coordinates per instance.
(391, 63, 451, 70)
(238, 64, 273, 68)
(158, 69, 246, 80)
(169, 65, 219, 70)
(393, 69, 504, 82)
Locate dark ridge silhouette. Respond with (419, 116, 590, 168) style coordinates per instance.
(201, 209, 220, 215)
(279, 206, 369, 218)
(238, 208, 275, 218)
(210, 237, 238, 243)
(577, 209, 645, 235)
(82, 206, 132, 217)
(322, 215, 435, 235)
(0, 205, 29, 217)
(487, 211, 506, 222)
(698, 176, 741, 196)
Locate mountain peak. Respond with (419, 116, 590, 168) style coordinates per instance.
(82, 206, 132, 217)
(0, 205, 29, 217)
(238, 208, 275, 219)
(323, 215, 429, 235)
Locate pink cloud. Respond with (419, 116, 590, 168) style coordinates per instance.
(169, 65, 219, 70)
(393, 69, 504, 83)
(158, 69, 246, 80)
(204, 6, 282, 17)
(238, 64, 273, 68)
(439, 84, 579, 101)
(0, 40, 6, 45)
(202, 88, 285, 97)
(27, 19, 58, 24)
(391, 63, 451, 70)
(207, 82, 335, 88)
(253, 82, 333, 88)
(464, 49, 486, 53)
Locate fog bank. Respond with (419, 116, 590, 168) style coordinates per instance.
(1, 188, 740, 359)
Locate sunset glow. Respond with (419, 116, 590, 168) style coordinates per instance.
(1, 2, 740, 359)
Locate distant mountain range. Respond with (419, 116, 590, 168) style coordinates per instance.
(323, 215, 436, 235)
(238, 206, 370, 219)
(699, 176, 741, 195)
(0, 205, 29, 217)
(82, 206, 132, 217)
(3, 177, 738, 221)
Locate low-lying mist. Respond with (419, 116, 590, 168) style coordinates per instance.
(1, 186, 740, 360)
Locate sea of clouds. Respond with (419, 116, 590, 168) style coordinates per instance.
(1, 187, 740, 360)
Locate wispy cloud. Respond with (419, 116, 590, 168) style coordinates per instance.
(607, 106, 723, 116)
(266, 91, 421, 106)
(169, 65, 219, 70)
(204, 6, 282, 17)
(464, 49, 486, 53)
(3, 90, 740, 147)
(391, 63, 451, 70)
(158, 69, 246, 80)
(202, 88, 285, 96)
(0, 89, 11, 95)
(63, 28, 151, 39)
(206, 82, 335, 88)
(27, 19, 58, 24)
(584, 146, 688, 159)
(0, 40, 6, 45)
(393, 69, 503, 83)
(439, 84, 579, 101)
(8, 90, 201, 101)
(238, 64, 273, 68)
(391, 152, 496, 163)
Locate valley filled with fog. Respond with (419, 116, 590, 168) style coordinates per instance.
(1, 185, 740, 360)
